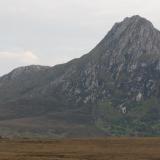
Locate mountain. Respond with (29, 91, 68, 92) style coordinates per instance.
(1, 15, 160, 137)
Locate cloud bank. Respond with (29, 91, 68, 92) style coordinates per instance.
(0, 51, 39, 75)
(0, 51, 39, 63)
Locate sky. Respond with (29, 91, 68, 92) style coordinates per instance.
(0, 0, 160, 75)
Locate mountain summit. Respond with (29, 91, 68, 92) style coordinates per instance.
(0, 15, 160, 137)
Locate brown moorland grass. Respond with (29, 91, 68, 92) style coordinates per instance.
(0, 137, 160, 160)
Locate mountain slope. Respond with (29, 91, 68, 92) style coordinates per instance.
(1, 15, 160, 137)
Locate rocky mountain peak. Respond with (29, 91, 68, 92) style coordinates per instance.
(97, 15, 160, 70)
(0, 16, 160, 137)
(1, 65, 50, 81)
(123, 15, 153, 27)
(111, 15, 154, 36)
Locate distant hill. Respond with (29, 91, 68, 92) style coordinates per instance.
(1, 15, 160, 137)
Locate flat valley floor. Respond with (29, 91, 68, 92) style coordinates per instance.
(0, 138, 160, 160)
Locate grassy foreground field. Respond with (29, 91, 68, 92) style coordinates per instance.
(0, 138, 160, 160)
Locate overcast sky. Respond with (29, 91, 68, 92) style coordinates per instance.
(0, 0, 159, 75)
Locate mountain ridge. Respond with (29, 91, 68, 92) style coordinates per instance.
(0, 15, 160, 137)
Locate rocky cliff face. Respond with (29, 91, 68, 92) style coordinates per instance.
(41, 15, 160, 105)
(0, 15, 160, 137)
